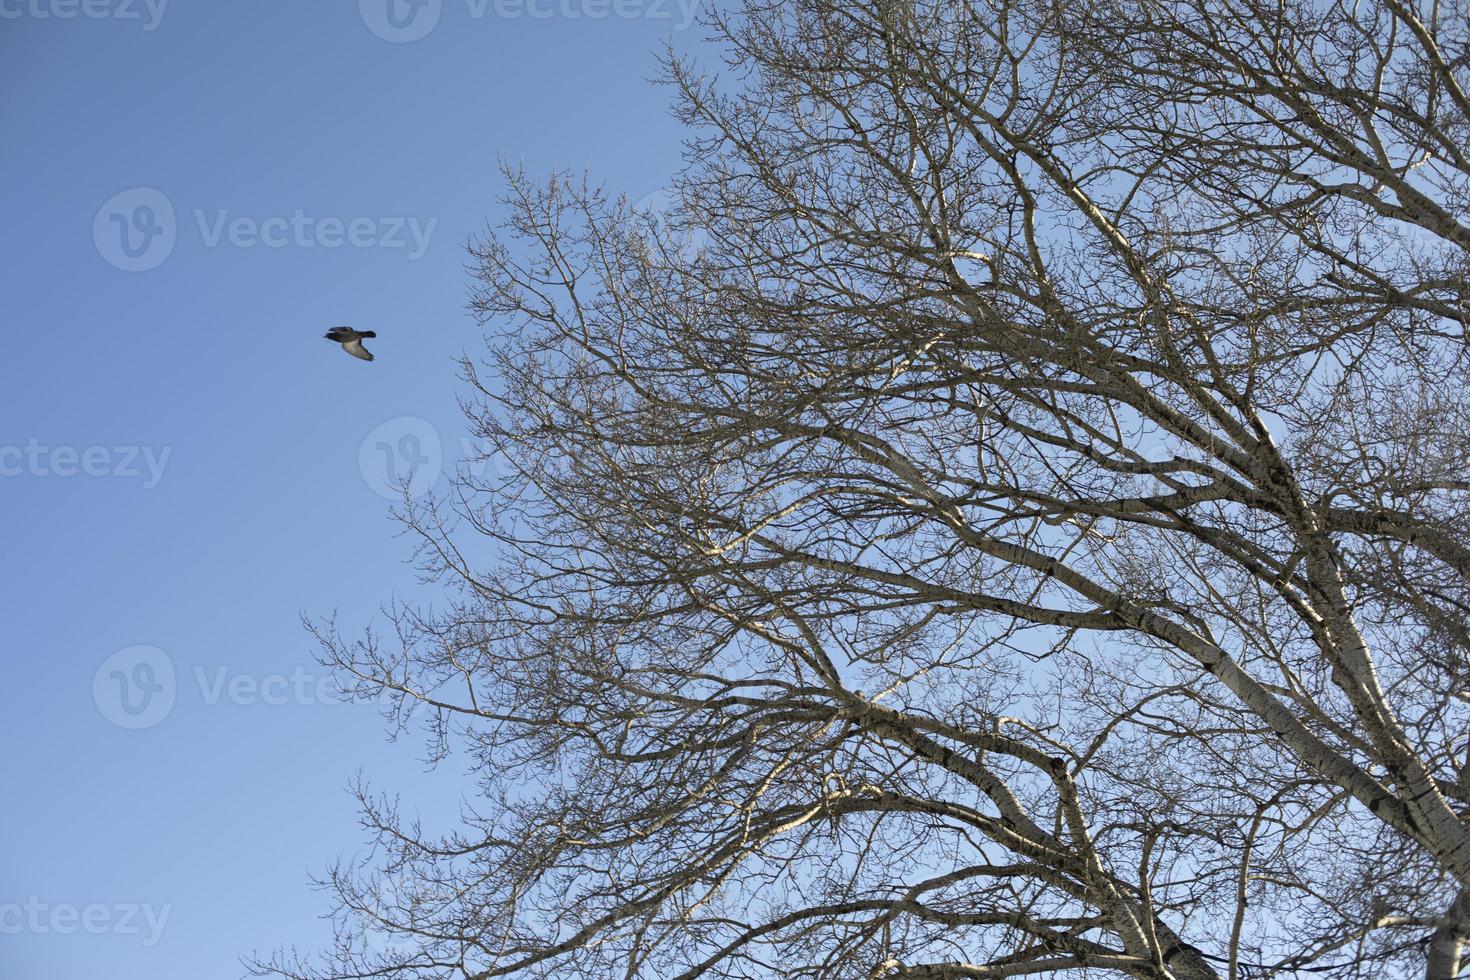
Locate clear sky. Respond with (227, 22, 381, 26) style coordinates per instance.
(1, 3, 693, 976)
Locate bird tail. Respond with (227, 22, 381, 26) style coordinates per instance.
(359, 331, 377, 338)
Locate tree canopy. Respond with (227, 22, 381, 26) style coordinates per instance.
(260, 1, 1470, 977)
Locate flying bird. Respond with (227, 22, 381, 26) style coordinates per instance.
(324, 326, 376, 361)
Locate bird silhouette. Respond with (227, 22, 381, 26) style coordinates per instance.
(324, 326, 376, 361)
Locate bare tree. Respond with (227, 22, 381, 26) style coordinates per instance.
(257, 1, 1470, 977)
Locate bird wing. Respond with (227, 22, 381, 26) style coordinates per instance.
(342, 338, 374, 361)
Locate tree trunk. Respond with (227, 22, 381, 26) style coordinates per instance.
(1427, 891, 1470, 980)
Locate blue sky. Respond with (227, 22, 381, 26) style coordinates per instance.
(0, 3, 694, 976)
